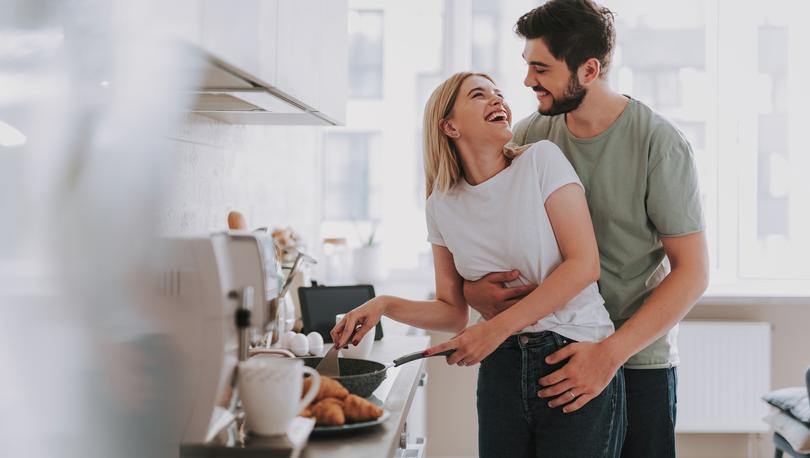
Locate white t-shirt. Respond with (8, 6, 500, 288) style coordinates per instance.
(426, 140, 614, 342)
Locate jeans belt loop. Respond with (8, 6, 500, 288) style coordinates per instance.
(550, 331, 565, 348)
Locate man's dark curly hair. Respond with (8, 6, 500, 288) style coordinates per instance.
(515, 0, 616, 77)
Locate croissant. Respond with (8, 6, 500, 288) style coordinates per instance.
(299, 407, 312, 418)
(342, 394, 384, 422)
(303, 375, 349, 402)
(311, 398, 345, 426)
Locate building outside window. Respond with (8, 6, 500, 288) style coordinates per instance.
(321, 132, 378, 221)
(322, 0, 447, 272)
(348, 9, 383, 99)
(605, 0, 810, 293)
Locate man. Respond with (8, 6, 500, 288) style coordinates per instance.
(463, 1, 710, 456)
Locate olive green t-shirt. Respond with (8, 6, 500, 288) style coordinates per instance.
(512, 98, 704, 369)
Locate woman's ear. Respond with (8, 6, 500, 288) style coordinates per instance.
(441, 119, 460, 138)
(578, 57, 602, 86)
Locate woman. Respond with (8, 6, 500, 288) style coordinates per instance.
(332, 72, 625, 458)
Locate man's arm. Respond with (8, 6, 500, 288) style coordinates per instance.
(538, 231, 709, 412)
(600, 231, 709, 363)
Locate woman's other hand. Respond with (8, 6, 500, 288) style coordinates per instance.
(330, 297, 388, 348)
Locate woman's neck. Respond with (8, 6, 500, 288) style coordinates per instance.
(456, 139, 509, 186)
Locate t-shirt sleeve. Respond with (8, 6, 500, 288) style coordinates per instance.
(646, 129, 706, 236)
(533, 141, 583, 202)
(425, 198, 446, 246)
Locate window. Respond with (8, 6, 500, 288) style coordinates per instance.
(322, 0, 445, 270)
(736, 5, 810, 284)
(321, 132, 379, 221)
(348, 10, 383, 99)
(472, 0, 501, 79)
(605, 0, 810, 294)
(413, 3, 446, 208)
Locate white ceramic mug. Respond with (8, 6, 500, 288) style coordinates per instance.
(238, 357, 320, 436)
(247, 348, 295, 360)
(335, 313, 376, 359)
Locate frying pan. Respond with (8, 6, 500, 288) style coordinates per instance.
(299, 349, 454, 398)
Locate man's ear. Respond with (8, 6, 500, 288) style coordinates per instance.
(441, 119, 460, 138)
(578, 58, 602, 86)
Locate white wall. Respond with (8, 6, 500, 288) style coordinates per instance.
(160, 114, 323, 249)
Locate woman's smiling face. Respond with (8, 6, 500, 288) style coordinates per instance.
(444, 75, 513, 145)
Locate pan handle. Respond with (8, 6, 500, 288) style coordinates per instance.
(392, 349, 455, 368)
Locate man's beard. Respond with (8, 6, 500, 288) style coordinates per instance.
(537, 75, 587, 116)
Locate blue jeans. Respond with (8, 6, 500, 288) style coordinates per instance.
(477, 331, 626, 458)
(620, 367, 677, 458)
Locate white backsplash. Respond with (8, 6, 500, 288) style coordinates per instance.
(160, 113, 323, 252)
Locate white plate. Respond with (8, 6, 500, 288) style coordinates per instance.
(311, 409, 390, 434)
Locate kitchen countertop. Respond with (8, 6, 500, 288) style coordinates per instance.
(301, 334, 431, 458)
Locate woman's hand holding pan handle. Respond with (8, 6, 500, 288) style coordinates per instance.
(423, 319, 512, 367)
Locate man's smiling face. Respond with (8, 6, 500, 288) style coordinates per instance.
(522, 38, 587, 116)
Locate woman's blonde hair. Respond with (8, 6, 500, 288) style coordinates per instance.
(422, 72, 526, 198)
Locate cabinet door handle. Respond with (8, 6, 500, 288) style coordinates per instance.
(403, 437, 427, 458)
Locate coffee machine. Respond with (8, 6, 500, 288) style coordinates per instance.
(157, 230, 283, 449)
(211, 231, 284, 353)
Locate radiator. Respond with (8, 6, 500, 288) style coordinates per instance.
(675, 320, 771, 433)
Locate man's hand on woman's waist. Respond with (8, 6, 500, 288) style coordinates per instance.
(463, 270, 537, 319)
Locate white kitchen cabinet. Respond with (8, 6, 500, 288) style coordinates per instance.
(311, 0, 348, 125)
(256, 1, 280, 88)
(174, 0, 346, 125)
(160, 0, 203, 46)
(275, 0, 323, 111)
(273, 0, 347, 123)
(201, 0, 277, 87)
(399, 371, 428, 458)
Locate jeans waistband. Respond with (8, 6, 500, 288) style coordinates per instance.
(498, 331, 568, 350)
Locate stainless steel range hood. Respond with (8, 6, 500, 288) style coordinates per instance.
(185, 45, 339, 126)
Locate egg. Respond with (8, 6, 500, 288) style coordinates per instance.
(288, 333, 309, 357)
(282, 331, 297, 350)
(307, 332, 324, 356)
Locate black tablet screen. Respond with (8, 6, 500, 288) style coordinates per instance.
(298, 285, 384, 343)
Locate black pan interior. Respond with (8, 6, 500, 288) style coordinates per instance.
(300, 356, 385, 377)
(299, 357, 387, 398)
